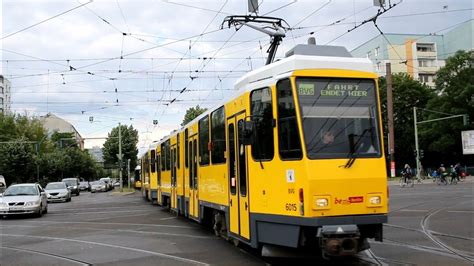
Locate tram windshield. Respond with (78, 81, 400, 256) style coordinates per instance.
(296, 78, 381, 159)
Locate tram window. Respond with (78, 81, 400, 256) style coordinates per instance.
(157, 154, 161, 185)
(161, 143, 165, 171)
(199, 115, 210, 166)
(228, 123, 236, 195)
(238, 120, 247, 196)
(277, 79, 303, 160)
(177, 134, 180, 169)
(189, 140, 193, 188)
(185, 129, 189, 168)
(211, 106, 226, 164)
(166, 140, 171, 170)
(250, 87, 274, 160)
(295, 78, 381, 159)
(193, 139, 198, 189)
(150, 150, 156, 173)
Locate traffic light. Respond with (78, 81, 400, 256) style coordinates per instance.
(463, 115, 469, 126)
(419, 149, 424, 159)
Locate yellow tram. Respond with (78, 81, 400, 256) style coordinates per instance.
(140, 42, 388, 257)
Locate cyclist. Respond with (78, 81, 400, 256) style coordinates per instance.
(438, 164, 448, 184)
(402, 164, 413, 185)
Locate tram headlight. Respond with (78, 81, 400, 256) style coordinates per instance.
(369, 196, 381, 205)
(316, 198, 328, 207)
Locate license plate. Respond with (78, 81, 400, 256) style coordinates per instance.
(9, 207, 23, 211)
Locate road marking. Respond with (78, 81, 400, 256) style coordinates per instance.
(398, 209, 429, 212)
(160, 217, 177, 221)
(22, 220, 193, 229)
(447, 210, 474, 213)
(2, 224, 212, 239)
(3, 234, 209, 265)
(45, 209, 151, 216)
(116, 229, 211, 239)
(0, 246, 91, 265)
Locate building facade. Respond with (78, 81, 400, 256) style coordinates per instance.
(0, 75, 11, 114)
(351, 20, 473, 87)
(40, 113, 85, 150)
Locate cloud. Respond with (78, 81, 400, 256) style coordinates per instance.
(2, 0, 472, 150)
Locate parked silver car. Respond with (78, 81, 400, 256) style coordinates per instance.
(0, 183, 48, 217)
(45, 182, 72, 203)
(90, 181, 107, 193)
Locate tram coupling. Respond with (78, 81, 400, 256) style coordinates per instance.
(318, 225, 360, 257)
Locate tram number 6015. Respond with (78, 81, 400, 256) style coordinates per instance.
(285, 203, 297, 211)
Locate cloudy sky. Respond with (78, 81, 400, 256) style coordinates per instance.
(1, 0, 472, 153)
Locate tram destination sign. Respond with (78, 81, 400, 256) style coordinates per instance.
(298, 80, 372, 98)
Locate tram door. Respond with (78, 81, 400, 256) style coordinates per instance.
(188, 136, 199, 219)
(228, 113, 250, 240)
(171, 145, 177, 210)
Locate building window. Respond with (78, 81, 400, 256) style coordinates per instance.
(416, 43, 435, 52)
(419, 74, 433, 83)
(418, 59, 434, 67)
(376, 62, 382, 72)
(199, 115, 210, 165)
(374, 47, 379, 57)
(0, 86, 3, 94)
(0, 98, 3, 105)
(277, 79, 302, 160)
(250, 87, 274, 160)
(211, 106, 226, 164)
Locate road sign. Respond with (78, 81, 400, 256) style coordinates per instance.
(116, 154, 123, 160)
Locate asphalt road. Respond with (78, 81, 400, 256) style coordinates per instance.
(0, 179, 472, 266)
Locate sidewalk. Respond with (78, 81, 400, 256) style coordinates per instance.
(388, 175, 474, 186)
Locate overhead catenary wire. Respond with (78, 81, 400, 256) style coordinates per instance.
(1, 0, 93, 40)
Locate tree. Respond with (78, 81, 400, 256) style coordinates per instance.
(420, 50, 474, 165)
(181, 105, 207, 126)
(102, 124, 139, 177)
(0, 113, 105, 185)
(378, 73, 436, 169)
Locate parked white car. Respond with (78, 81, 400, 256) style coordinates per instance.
(0, 183, 48, 217)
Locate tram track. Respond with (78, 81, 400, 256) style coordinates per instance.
(420, 206, 474, 263)
(0, 245, 93, 265)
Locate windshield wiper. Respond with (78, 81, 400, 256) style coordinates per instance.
(344, 127, 373, 168)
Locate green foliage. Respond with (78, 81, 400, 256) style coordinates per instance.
(378, 73, 435, 166)
(0, 113, 104, 185)
(419, 50, 474, 163)
(181, 105, 207, 126)
(0, 138, 37, 185)
(103, 124, 139, 173)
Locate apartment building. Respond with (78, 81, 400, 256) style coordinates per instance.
(351, 20, 473, 87)
(0, 75, 11, 114)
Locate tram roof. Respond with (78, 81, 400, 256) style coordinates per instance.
(234, 52, 374, 91)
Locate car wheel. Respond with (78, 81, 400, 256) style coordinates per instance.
(36, 206, 43, 217)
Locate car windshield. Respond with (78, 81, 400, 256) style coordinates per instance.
(296, 78, 381, 159)
(3, 185, 38, 196)
(63, 180, 76, 186)
(92, 181, 105, 185)
(46, 183, 66, 190)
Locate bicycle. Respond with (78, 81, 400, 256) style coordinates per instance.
(399, 174, 414, 188)
(437, 173, 448, 185)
